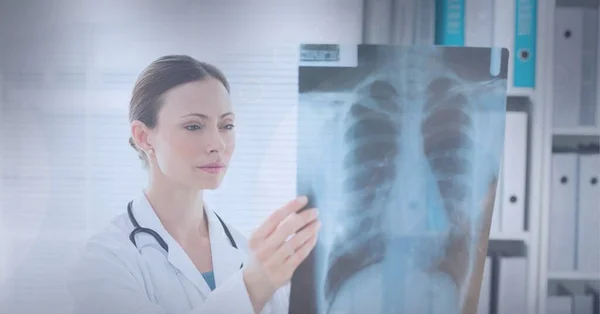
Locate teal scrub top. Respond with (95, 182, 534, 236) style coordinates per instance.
(201, 271, 216, 291)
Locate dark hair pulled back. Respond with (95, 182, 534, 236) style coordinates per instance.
(128, 54, 230, 167)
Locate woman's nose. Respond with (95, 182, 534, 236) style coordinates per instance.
(205, 129, 227, 153)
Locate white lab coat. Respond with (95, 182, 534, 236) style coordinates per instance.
(67, 191, 290, 314)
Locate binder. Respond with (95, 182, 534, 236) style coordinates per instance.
(563, 283, 596, 314)
(576, 153, 600, 273)
(443, 0, 538, 88)
(493, 0, 516, 88)
(553, 7, 584, 128)
(547, 283, 575, 314)
(500, 111, 527, 233)
(413, 0, 436, 45)
(461, 0, 538, 88)
(546, 296, 573, 314)
(548, 153, 578, 272)
(579, 9, 598, 127)
(477, 257, 492, 314)
(391, 0, 415, 45)
(571, 294, 594, 314)
(363, 0, 393, 44)
(552, 7, 599, 127)
(584, 283, 600, 314)
(434, 0, 465, 45)
(465, 0, 493, 47)
(513, 0, 537, 87)
(496, 257, 528, 314)
(391, 0, 436, 45)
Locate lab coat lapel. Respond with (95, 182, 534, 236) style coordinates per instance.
(132, 191, 214, 298)
(167, 243, 214, 297)
(206, 209, 246, 288)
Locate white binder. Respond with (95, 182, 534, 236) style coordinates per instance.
(497, 257, 528, 314)
(391, 0, 435, 45)
(548, 153, 579, 272)
(571, 294, 594, 314)
(493, 0, 516, 88)
(391, 0, 414, 45)
(553, 7, 584, 128)
(563, 283, 596, 314)
(578, 9, 598, 127)
(414, 0, 436, 45)
(477, 257, 492, 314)
(500, 111, 527, 233)
(464, 0, 518, 86)
(465, 0, 494, 47)
(546, 296, 573, 314)
(576, 153, 600, 273)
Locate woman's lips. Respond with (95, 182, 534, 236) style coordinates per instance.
(197, 163, 225, 174)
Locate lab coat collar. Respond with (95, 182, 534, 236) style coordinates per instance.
(131, 190, 246, 298)
(205, 204, 247, 288)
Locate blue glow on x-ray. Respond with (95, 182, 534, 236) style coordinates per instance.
(294, 45, 507, 314)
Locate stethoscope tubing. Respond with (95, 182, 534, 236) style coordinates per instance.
(126, 200, 241, 269)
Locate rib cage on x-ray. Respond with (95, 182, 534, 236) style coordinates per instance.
(315, 48, 502, 314)
(323, 80, 398, 306)
(421, 76, 475, 292)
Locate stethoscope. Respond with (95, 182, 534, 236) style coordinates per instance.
(126, 200, 243, 269)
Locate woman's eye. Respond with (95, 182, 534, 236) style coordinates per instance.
(185, 125, 202, 131)
(222, 124, 235, 130)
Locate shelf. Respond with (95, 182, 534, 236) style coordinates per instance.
(507, 86, 535, 99)
(487, 232, 529, 257)
(489, 231, 529, 243)
(552, 127, 600, 136)
(547, 272, 600, 281)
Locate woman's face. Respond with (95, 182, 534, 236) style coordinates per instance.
(144, 77, 236, 190)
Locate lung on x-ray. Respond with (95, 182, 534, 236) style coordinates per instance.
(289, 44, 508, 314)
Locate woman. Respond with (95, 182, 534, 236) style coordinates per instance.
(68, 54, 321, 314)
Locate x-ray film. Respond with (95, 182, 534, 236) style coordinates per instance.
(289, 44, 509, 314)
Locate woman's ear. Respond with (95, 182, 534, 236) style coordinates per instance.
(131, 121, 154, 153)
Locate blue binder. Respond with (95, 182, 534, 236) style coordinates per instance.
(434, 0, 465, 46)
(513, 0, 537, 87)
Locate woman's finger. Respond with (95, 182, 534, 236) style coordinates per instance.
(268, 219, 321, 266)
(258, 208, 318, 257)
(249, 196, 308, 247)
(283, 232, 319, 271)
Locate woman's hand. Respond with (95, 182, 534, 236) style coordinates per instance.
(242, 195, 321, 313)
